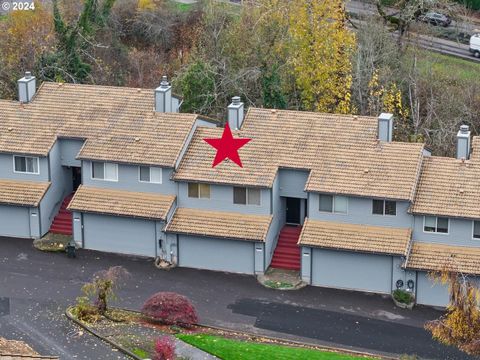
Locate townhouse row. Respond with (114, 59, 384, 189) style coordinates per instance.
(1, 72, 479, 308)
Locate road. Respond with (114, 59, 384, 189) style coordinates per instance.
(0, 237, 475, 359)
(346, 0, 480, 62)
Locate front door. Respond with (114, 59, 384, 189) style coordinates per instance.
(286, 198, 301, 224)
(72, 167, 82, 191)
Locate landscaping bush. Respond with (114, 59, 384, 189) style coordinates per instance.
(142, 292, 198, 328)
(393, 289, 414, 304)
(153, 336, 175, 360)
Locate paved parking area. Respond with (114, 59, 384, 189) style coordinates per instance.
(0, 237, 473, 359)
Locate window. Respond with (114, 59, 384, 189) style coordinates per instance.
(474, 221, 480, 239)
(13, 156, 39, 174)
(424, 216, 449, 233)
(233, 187, 261, 205)
(91, 162, 118, 181)
(188, 183, 210, 198)
(372, 200, 396, 216)
(319, 194, 347, 214)
(139, 166, 162, 183)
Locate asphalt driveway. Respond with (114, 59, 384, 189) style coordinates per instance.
(0, 237, 472, 359)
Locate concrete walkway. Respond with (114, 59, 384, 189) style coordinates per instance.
(0, 237, 474, 359)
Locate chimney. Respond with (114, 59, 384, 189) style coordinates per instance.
(378, 113, 393, 142)
(155, 76, 172, 112)
(457, 125, 471, 160)
(228, 96, 244, 130)
(18, 71, 36, 103)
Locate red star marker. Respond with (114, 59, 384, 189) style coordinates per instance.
(203, 124, 251, 168)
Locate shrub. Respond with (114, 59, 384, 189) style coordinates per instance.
(153, 336, 175, 360)
(142, 292, 198, 328)
(393, 289, 414, 304)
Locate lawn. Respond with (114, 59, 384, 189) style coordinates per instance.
(414, 49, 480, 82)
(176, 334, 375, 360)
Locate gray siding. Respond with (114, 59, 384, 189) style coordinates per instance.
(413, 216, 480, 247)
(83, 213, 157, 257)
(309, 194, 412, 228)
(311, 248, 393, 293)
(0, 206, 31, 238)
(178, 235, 255, 274)
(177, 182, 271, 215)
(266, 174, 285, 266)
(278, 169, 309, 199)
(392, 257, 416, 292)
(39, 141, 72, 236)
(72, 212, 83, 246)
(82, 161, 177, 194)
(301, 246, 312, 283)
(416, 271, 450, 307)
(59, 139, 84, 167)
(0, 153, 49, 181)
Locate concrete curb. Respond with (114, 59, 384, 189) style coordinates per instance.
(64, 308, 140, 360)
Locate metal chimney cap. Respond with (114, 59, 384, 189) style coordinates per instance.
(160, 76, 170, 88)
(460, 124, 470, 133)
(231, 96, 241, 105)
(24, 71, 32, 79)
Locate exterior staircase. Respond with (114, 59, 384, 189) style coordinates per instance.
(270, 225, 302, 270)
(49, 193, 74, 235)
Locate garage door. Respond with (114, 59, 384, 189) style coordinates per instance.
(83, 214, 155, 257)
(178, 235, 254, 274)
(416, 272, 449, 307)
(0, 205, 30, 238)
(312, 249, 392, 294)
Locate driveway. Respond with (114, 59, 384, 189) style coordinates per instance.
(0, 237, 472, 359)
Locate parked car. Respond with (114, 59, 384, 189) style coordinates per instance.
(470, 33, 480, 58)
(418, 12, 452, 27)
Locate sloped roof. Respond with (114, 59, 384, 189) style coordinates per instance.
(0, 83, 201, 167)
(298, 218, 411, 256)
(0, 179, 50, 207)
(67, 185, 175, 220)
(411, 156, 480, 219)
(405, 242, 480, 275)
(165, 207, 272, 242)
(174, 108, 424, 200)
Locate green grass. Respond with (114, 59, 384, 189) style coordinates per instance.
(264, 280, 294, 289)
(415, 50, 480, 81)
(131, 347, 149, 359)
(177, 334, 374, 360)
(174, 2, 193, 13)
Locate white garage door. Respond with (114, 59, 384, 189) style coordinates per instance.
(83, 214, 155, 257)
(0, 205, 30, 238)
(312, 249, 392, 294)
(416, 272, 449, 307)
(178, 235, 255, 274)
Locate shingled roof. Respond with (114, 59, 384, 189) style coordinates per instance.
(411, 156, 480, 219)
(0, 179, 50, 207)
(67, 185, 175, 220)
(174, 108, 424, 200)
(405, 242, 480, 275)
(0, 83, 203, 167)
(298, 218, 411, 256)
(165, 207, 272, 242)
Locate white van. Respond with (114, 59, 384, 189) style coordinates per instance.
(469, 33, 480, 58)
